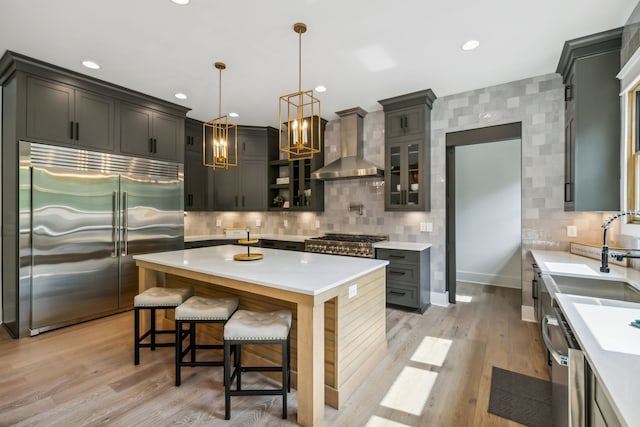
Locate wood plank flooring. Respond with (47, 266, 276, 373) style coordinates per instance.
(0, 283, 549, 426)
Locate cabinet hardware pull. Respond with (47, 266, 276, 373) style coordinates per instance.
(532, 279, 538, 299)
(75, 122, 79, 140)
(389, 270, 406, 275)
(70, 121, 74, 139)
(389, 255, 405, 259)
(564, 182, 572, 202)
(389, 291, 406, 296)
(149, 138, 154, 153)
(564, 85, 573, 102)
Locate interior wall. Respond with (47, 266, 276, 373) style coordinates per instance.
(455, 138, 522, 288)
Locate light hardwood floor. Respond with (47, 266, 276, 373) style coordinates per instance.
(0, 283, 549, 426)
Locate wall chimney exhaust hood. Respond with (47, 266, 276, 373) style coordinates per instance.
(311, 107, 384, 180)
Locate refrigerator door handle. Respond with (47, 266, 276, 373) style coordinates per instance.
(122, 191, 129, 256)
(112, 191, 119, 257)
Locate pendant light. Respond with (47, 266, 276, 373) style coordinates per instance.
(203, 62, 237, 170)
(279, 22, 321, 160)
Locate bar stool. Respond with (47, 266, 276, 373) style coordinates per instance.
(223, 309, 292, 420)
(174, 295, 239, 386)
(133, 286, 193, 365)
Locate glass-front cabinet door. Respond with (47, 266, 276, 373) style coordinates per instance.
(386, 140, 424, 210)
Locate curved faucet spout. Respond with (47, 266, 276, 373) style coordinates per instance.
(600, 210, 640, 273)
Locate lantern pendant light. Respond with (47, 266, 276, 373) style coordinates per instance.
(203, 61, 237, 170)
(279, 22, 321, 160)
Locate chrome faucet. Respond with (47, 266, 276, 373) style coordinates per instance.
(600, 210, 640, 273)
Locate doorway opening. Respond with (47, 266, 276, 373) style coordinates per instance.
(445, 123, 522, 303)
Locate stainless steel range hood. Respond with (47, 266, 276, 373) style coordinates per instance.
(311, 107, 384, 180)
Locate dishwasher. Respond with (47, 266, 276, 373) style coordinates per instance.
(542, 306, 586, 427)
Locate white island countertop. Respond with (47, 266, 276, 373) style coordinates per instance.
(556, 294, 640, 426)
(134, 245, 388, 296)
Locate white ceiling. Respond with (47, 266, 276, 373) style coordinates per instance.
(1, 0, 636, 126)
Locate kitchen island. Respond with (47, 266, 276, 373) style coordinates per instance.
(134, 245, 388, 427)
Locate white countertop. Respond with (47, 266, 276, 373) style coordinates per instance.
(374, 241, 432, 251)
(531, 249, 640, 292)
(556, 294, 640, 427)
(134, 245, 388, 296)
(184, 233, 311, 243)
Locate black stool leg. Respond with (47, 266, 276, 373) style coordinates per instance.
(236, 344, 242, 391)
(150, 308, 156, 351)
(224, 341, 231, 420)
(281, 340, 288, 419)
(189, 322, 196, 364)
(175, 319, 182, 386)
(134, 307, 140, 365)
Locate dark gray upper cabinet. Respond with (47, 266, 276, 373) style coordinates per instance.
(557, 28, 622, 211)
(0, 51, 189, 162)
(211, 125, 278, 211)
(119, 101, 184, 162)
(184, 118, 211, 211)
(378, 89, 436, 211)
(385, 106, 426, 140)
(25, 75, 115, 151)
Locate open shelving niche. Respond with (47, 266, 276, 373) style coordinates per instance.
(268, 117, 326, 212)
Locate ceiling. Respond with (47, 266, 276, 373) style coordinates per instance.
(1, 1, 636, 126)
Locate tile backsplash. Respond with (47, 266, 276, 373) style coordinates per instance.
(185, 74, 621, 308)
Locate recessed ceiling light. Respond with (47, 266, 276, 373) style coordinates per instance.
(174, 92, 187, 100)
(170, 0, 190, 5)
(461, 40, 480, 51)
(229, 112, 239, 118)
(82, 60, 100, 70)
(315, 85, 326, 93)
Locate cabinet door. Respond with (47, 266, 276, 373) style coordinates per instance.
(212, 167, 239, 210)
(152, 111, 183, 162)
(386, 106, 425, 140)
(385, 140, 424, 210)
(240, 159, 267, 211)
(184, 150, 208, 211)
(74, 89, 115, 151)
(119, 102, 153, 157)
(239, 131, 266, 159)
(26, 76, 74, 145)
(185, 120, 203, 153)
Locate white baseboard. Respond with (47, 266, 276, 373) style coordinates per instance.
(521, 305, 536, 323)
(430, 291, 449, 307)
(456, 271, 520, 289)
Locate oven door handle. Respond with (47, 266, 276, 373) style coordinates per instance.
(542, 315, 569, 366)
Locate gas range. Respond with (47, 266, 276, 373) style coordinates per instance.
(305, 233, 387, 258)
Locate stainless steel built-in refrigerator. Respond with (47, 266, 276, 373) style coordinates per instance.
(20, 142, 183, 335)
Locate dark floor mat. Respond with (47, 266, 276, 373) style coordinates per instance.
(488, 366, 552, 427)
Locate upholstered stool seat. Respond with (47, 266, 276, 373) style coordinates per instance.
(133, 286, 193, 365)
(175, 296, 239, 386)
(223, 309, 292, 420)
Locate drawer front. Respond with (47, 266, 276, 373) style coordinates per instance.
(376, 249, 419, 266)
(386, 264, 418, 286)
(386, 284, 419, 308)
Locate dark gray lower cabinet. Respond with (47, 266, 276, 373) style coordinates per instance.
(184, 239, 231, 249)
(260, 239, 304, 251)
(376, 247, 430, 313)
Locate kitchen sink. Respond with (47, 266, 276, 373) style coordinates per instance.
(549, 274, 640, 303)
